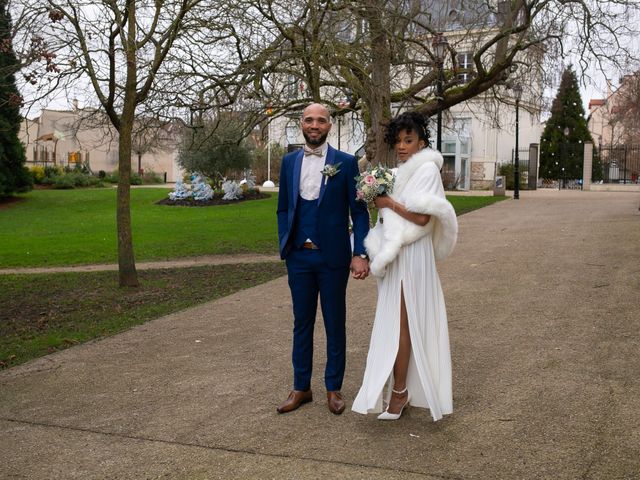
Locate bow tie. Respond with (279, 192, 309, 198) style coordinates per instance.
(303, 145, 324, 157)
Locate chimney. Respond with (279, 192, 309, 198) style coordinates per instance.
(72, 98, 79, 111)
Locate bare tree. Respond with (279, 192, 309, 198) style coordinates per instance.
(14, 0, 249, 287)
(131, 119, 182, 176)
(240, 0, 640, 163)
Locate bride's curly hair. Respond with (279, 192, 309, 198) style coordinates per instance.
(383, 111, 431, 148)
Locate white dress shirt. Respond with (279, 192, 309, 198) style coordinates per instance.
(299, 143, 328, 201)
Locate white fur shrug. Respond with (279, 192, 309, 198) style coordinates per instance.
(364, 149, 458, 277)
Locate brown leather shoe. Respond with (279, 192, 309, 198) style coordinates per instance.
(276, 389, 313, 414)
(327, 391, 346, 415)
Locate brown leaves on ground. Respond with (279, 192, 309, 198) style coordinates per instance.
(0, 262, 286, 369)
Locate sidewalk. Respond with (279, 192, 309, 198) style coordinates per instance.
(0, 253, 281, 275)
(1, 190, 639, 479)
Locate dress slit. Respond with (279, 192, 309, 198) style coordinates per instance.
(352, 235, 453, 420)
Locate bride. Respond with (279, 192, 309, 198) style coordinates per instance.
(352, 111, 458, 421)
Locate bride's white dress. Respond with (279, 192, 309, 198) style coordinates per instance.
(351, 149, 457, 421)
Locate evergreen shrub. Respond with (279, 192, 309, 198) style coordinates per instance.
(142, 171, 164, 183)
(0, 0, 32, 197)
(498, 163, 527, 190)
(29, 166, 45, 184)
(130, 173, 143, 185)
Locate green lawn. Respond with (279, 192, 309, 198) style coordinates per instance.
(0, 188, 507, 268)
(448, 194, 507, 216)
(0, 188, 279, 268)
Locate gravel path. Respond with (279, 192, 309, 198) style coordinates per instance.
(0, 253, 281, 275)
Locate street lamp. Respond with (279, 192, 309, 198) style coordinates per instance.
(263, 106, 275, 188)
(432, 32, 448, 152)
(562, 126, 570, 190)
(512, 84, 523, 199)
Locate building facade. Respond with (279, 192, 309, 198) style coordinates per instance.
(19, 106, 183, 182)
(588, 73, 640, 146)
(268, 95, 541, 191)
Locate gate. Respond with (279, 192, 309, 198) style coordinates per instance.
(509, 144, 538, 190)
(539, 142, 584, 189)
(599, 144, 640, 184)
(510, 148, 530, 190)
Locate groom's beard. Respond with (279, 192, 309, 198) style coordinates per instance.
(303, 131, 329, 147)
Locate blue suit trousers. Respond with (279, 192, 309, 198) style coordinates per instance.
(286, 247, 350, 392)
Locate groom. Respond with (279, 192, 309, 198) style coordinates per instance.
(276, 103, 370, 415)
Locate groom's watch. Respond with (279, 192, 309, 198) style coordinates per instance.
(354, 253, 369, 261)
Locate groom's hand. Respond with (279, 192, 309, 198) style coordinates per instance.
(350, 257, 370, 280)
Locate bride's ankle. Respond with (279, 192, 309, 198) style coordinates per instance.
(392, 386, 408, 396)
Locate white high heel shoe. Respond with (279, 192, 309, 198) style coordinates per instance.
(377, 387, 410, 421)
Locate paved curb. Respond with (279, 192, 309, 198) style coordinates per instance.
(0, 253, 281, 275)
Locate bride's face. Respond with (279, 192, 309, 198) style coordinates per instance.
(395, 129, 425, 162)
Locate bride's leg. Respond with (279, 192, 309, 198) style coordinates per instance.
(388, 282, 410, 414)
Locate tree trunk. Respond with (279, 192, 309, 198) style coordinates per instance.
(362, 0, 392, 166)
(117, 0, 139, 288)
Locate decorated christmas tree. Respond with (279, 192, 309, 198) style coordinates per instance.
(539, 66, 602, 182)
(222, 180, 243, 200)
(168, 177, 191, 200)
(191, 173, 214, 201)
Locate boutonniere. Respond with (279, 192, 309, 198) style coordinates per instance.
(321, 162, 342, 185)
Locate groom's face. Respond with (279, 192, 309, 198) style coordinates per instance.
(301, 105, 332, 147)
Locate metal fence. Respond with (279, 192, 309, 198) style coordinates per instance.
(505, 145, 539, 190)
(511, 148, 531, 189)
(599, 144, 640, 184)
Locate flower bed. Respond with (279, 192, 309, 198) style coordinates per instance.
(156, 189, 269, 206)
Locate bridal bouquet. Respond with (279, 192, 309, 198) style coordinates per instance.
(355, 165, 395, 204)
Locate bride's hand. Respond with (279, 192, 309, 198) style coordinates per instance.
(373, 195, 391, 209)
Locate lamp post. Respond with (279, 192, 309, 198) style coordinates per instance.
(562, 126, 570, 189)
(513, 84, 523, 199)
(432, 33, 448, 152)
(263, 106, 275, 188)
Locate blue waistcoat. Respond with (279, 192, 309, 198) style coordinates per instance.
(292, 197, 319, 248)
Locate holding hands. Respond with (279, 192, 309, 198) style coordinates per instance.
(351, 255, 370, 280)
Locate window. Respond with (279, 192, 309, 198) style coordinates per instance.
(285, 124, 299, 145)
(285, 75, 299, 99)
(457, 52, 473, 84)
(458, 53, 473, 69)
(443, 143, 456, 154)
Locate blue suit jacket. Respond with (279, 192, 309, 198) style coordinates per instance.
(277, 145, 370, 269)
